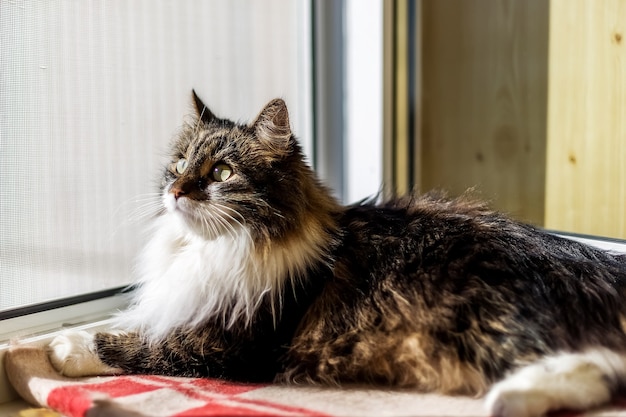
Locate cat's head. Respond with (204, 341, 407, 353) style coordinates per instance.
(160, 92, 336, 243)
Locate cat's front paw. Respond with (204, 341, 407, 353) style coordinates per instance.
(48, 331, 123, 377)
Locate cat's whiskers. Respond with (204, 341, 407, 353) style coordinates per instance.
(199, 209, 220, 240)
(114, 193, 163, 223)
(212, 204, 246, 228)
(212, 204, 253, 243)
(109, 193, 164, 240)
(253, 195, 285, 219)
(196, 213, 209, 238)
(129, 199, 165, 223)
(272, 210, 286, 220)
(207, 206, 239, 241)
(212, 203, 245, 222)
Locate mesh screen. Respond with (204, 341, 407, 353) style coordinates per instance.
(0, 0, 309, 312)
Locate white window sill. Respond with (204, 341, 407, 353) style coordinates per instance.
(556, 232, 626, 254)
(0, 295, 127, 405)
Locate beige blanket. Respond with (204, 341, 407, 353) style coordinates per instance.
(5, 345, 626, 417)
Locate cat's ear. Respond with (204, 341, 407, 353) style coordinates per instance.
(252, 99, 292, 157)
(192, 89, 217, 124)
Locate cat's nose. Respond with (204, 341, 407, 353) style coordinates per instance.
(170, 186, 186, 200)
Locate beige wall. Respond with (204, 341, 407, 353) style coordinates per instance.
(544, 0, 626, 239)
(415, 0, 625, 239)
(421, 0, 549, 226)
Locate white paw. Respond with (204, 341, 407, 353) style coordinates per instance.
(485, 384, 549, 417)
(48, 331, 122, 377)
(485, 349, 621, 417)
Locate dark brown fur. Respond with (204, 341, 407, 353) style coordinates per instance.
(94, 93, 626, 398)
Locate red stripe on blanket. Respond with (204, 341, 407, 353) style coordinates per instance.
(47, 386, 98, 417)
(83, 377, 161, 397)
(46, 376, 330, 417)
(47, 378, 160, 416)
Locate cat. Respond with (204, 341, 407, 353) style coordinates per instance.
(48, 91, 626, 417)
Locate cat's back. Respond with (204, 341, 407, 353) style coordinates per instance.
(333, 192, 515, 281)
(335, 191, 626, 287)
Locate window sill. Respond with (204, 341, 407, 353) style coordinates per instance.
(0, 295, 126, 405)
(556, 232, 626, 254)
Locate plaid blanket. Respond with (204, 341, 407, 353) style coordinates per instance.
(5, 345, 626, 417)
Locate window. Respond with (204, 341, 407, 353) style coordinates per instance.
(0, 1, 314, 316)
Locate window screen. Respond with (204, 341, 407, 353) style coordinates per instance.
(0, 0, 311, 313)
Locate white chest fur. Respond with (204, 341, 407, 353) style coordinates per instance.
(115, 214, 279, 341)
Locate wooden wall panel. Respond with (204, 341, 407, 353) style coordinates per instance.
(394, 0, 412, 194)
(544, 0, 626, 239)
(420, 0, 549, 225)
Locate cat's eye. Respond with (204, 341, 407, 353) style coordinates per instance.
(212, 163, 232, 182)
(176, 158, 188, 174)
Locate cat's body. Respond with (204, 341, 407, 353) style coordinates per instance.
(49, 94, 626, 417)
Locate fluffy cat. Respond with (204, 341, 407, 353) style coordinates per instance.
(49, 92, 626, 417)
